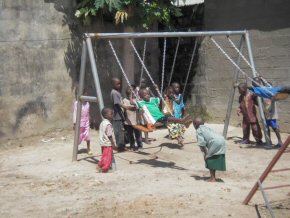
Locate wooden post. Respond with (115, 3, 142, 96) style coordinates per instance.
(243, 135, 290, 205)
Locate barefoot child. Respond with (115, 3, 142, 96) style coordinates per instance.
(111, 77, 135, 152)
(264, 97, 283, 148)
(162, 86, 185, 147)
(193, 117, 226, 182)
(172, 82, 185, 119)
(237, 83, 263, 145)
(123, 86, 143, 150)
(73, 89, 92, 155)
(97, 108, 117, 173)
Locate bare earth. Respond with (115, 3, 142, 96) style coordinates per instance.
(1, 124, 290, 218)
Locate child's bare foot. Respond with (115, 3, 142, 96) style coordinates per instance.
(87, 149, 93, 156)
(96, 165, 102, 172)
(206, 178, 217, 182)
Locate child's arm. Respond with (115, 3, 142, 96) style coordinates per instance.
(108, 136, 117, 150)
(199, 146, 208, 160)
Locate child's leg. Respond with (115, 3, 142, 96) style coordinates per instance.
(242, 118, 250, 142)
(176, 136, 184, 147)
(113, 120, 125, 150)
(251, 121, 263, 143)
(273, 128, 283, 145)
(98, 147, 105, 168)
(86, 140, 92, 155)
(125, 125, 135, 148)
(208, 169, 216, 182)
(281, 86, 290, 93)
(100, 146, 113, 172)
(134, 129, 143, 148)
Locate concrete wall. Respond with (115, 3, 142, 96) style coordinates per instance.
(0, 0, 159, 142)
(192, 0, 290, 131)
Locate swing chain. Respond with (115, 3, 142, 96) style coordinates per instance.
(227, 36, 272, 87)
(129, 39, 173, 116)
(168, 37, 181, 85)
(108, 40, 138, 98)
(210, 37, 274, 97)
(182, 38, 198, 96)
(161, 38, 167, 92)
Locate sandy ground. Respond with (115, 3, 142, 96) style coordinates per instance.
(0, 124, 290, 218)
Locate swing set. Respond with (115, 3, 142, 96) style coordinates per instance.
(73, 30, 287, 161)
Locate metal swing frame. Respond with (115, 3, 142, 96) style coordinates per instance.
(73, 30, 271, 162)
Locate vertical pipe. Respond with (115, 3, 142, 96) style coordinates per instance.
(223, 36, 244, 138)
(244, 32, 271, 146)
(86, 37, 117, 170)
(243, 135, 290, 205)
(73, 40, 87, 161)
(257, 180, 275, 218)
(86, 37, 104, 110)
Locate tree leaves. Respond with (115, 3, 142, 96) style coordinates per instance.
(75, 0, 183, 28)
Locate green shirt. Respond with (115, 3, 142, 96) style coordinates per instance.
(136, 97, 164, 122)
(196, 125, 226, 158)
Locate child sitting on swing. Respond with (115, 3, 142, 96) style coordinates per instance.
(162, 86, 186, 147)
(136, 87, 191, 146)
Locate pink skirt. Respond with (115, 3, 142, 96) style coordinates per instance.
(79, 126, 90, 144)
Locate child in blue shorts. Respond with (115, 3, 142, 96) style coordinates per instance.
(264, 98, 283, 148)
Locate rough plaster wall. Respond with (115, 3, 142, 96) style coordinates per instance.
(0, 0, 76, 140)
(0, 1, 159, 141)
(194, 0, 290, 131)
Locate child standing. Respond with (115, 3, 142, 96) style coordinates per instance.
(237, 83, 263, 145)
(123, 86, 143, 150)
(73, 90, 92, 155)
(97, 108, 117, 173)
(111, 77, 134, 152)
(193, 117, 226, 182)
(264, 98, 283, 148)
(172, 82, 185, 119)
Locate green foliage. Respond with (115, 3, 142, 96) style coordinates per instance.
(75, 0, 182, 29)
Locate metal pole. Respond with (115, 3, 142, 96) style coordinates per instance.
(223, 36, 244, 138)
(86, 37, 104, 110)
(86, 38, 117, 170)
(73, 39, 87, 161)
(86, 30, 247, 39)
(79, 95, 98, 102)
(243, 135, 290, 204)
(244, 32, 271, 146)
(257, 180, 275, 218)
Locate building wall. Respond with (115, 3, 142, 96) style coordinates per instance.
(192, 0, 290, 131)
(0, 0, 159, 142)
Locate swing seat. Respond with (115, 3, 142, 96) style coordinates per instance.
(273, 93, 289, 101)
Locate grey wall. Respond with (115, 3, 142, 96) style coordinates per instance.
(192, 0, 290, 131)
(0, 0, 159, 142)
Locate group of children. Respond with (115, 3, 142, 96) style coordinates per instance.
(237, 76, 284, 148)
(72, 74, 286, 181)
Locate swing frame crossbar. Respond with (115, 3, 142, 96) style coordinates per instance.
(73, 30, 270, 165)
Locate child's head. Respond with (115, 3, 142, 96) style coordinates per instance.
(193, 117, 204, 130)
(165, 86, 174, 99)
(112, 77, 122, 90)
(252, 77, 262, 87)
(171, 82, 181, 94)
(238, 83, 247, 95)
(126, 86, 132, 97)
(140, 78, 147, 89)
(139, 88, 150, 101)
(101, 108, 114, 121)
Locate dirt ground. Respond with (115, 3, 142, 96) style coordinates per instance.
(1, 124, 290, 218)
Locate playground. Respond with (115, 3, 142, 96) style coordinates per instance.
(1, 124, 289, 218)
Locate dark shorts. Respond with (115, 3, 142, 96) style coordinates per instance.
(266, 119, 278, 129)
